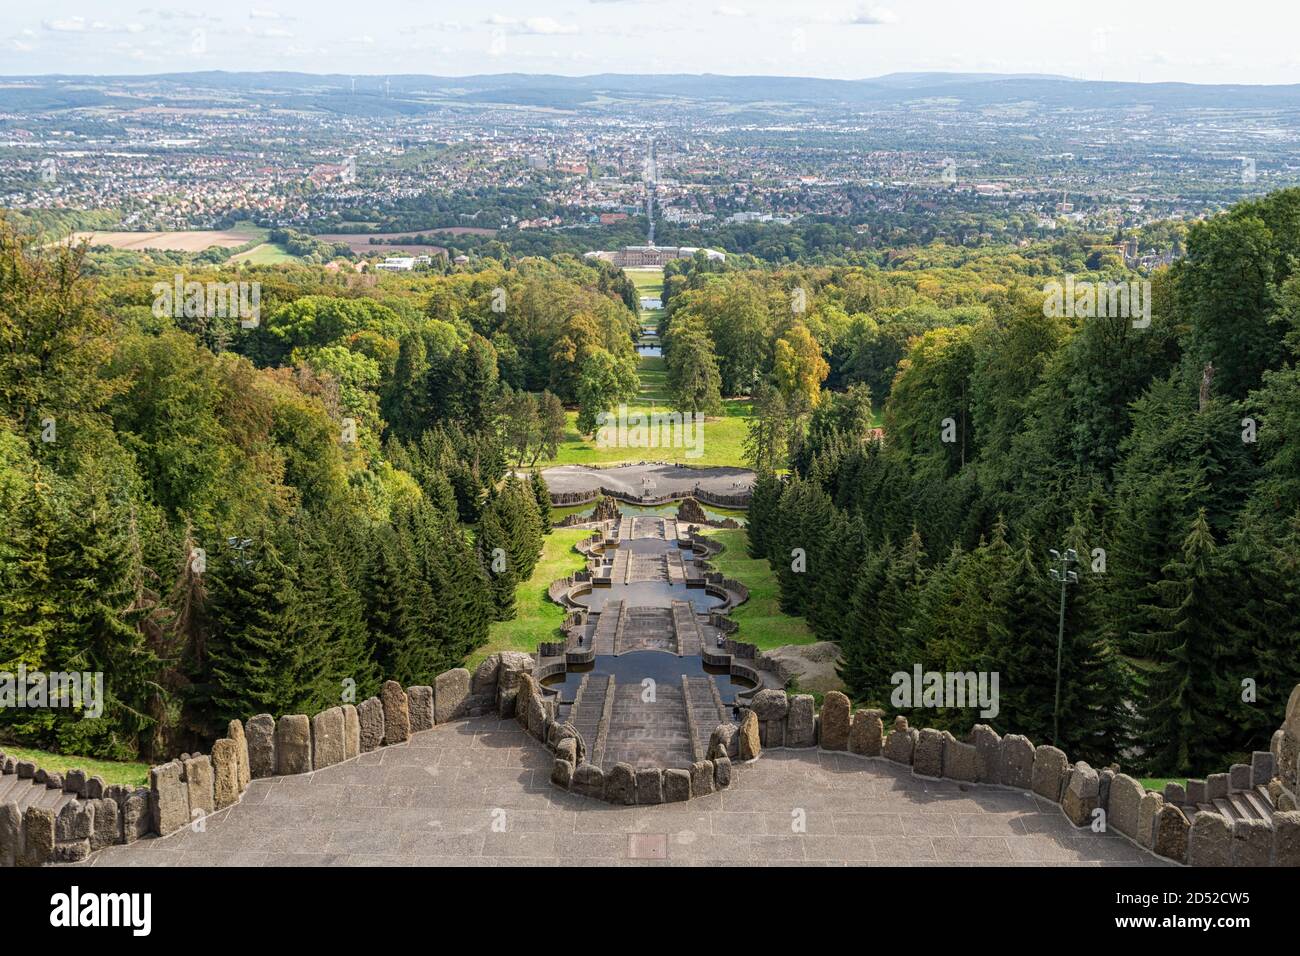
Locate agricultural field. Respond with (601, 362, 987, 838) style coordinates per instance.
(67, 222, 265, 252)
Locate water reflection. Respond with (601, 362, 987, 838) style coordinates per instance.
(575, 581, 724, 612)
(542, 650, 755, 705)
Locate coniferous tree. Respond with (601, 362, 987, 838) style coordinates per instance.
(1135, 510, 1242, 776)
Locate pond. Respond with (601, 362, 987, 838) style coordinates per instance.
(541, 650, 756, 705)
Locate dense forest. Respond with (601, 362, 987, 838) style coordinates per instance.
(726, 188, 1300, 776)
(0, 231, 637, 760)
(2, 187, 1297, 781)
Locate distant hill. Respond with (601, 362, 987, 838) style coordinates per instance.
(4, 71, 1300, 114)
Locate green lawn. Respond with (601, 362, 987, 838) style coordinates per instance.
(230, 241, 297, 265)
(0, 744, 149, 787)
(468, 528, 591, 669)
(699, 528, 815, 651)
(551, 352, 753, 468)
(628, 268, 665, 299)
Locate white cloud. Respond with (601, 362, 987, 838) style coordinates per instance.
(849, 5, 898, 25)
(716, 5, 749, 17)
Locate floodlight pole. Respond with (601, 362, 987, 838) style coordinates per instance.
(1048, 548, 1079, 748)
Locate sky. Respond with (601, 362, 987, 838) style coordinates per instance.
(0, 0, 1296, 86)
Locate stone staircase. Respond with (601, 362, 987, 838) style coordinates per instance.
(601, 681, 694, 771)
(567, 673, 613, 766)
(0, 773, 78, 814)
(683, 675, 727, 762)
(1189, 787, 1275, 825)
(590, 600, 623, 655)
(671, 600, 702, 656)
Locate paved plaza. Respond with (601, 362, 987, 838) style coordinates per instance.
(84, 716, 1167, 866)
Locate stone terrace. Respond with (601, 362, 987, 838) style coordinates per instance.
(81, 716, 1166, 866)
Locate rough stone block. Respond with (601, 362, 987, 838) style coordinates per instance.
(434, 668, 472, 724)
(342, 704, 360, 760)
(572, 763, 604, 800)
(690, 760, 715, 796)
(245, 714, 276, 779)
(664, 768, 691, 802)
(311, 706, 346, 770)
(1060, 762, 1100, 827)
(1031, 745, 1069, 802)
(357, 697, 384, 752)
(1272, 810, 1300, 866)
(184, 755, 215, 818)
(57, 801, 94, 842)
(227, 719, 251, 790)
(44, 771, 63, 790)
(1163, 781, 1186, 806)
(550, 757, 574, 789)
(635, 768, 664, 805)
(52, 840, 90, 864)
(1186, 779, 1207, 805)
(0, 803, 21, 867)
(1099, 768, 1115, 813)
(1137, 792, 1165, 850)
(1001, 735, 1035, 789)
(605, 762, 637, 805)
(84, 776, 105, 799)
(471, 654, 501, 696)
(496, 652, 533, 695)
(714, 755, 732, 789)
(849, 709, 884, 756)
(1229, 763, 1252, 792)
(944, 738, 979, 782)
(1251, 751, 1275, 788)
(406, 686, 434, 732)
(786, 695, 816, 748)
(1108, 774, 1145, 841)
(150, 761, 190, 837)
(738, 711, 761, 760)
(1187, 811, 1232, 866)
(750, 689, 789, 721)
(819, 691, 851, 751)
(1153, 804, 1189, 863)
(1230, 817, 1272, 867)
(64, 768, 87, 795)
(274, 714, 312, 775)
(211, 739, 241, 810)
(526, 692, 548, 741)
(883, 727, 918, 765)
(380, 680, 411, 745)
(19, 805, 55, 867)
(16, 760, 35, 779)
(969, 724, 1003, 783)
(708, 722, 738, 760)
(121, 789, 150, 843)
(1206, 772, 1229, 801)
(913, 729, 945, 777)
(88, 798, 119, 851)
(762, 717, 786, 748)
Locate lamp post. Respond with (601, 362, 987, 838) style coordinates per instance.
(227, 536, 255, 571)
(1048, 548, 1079, 748)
